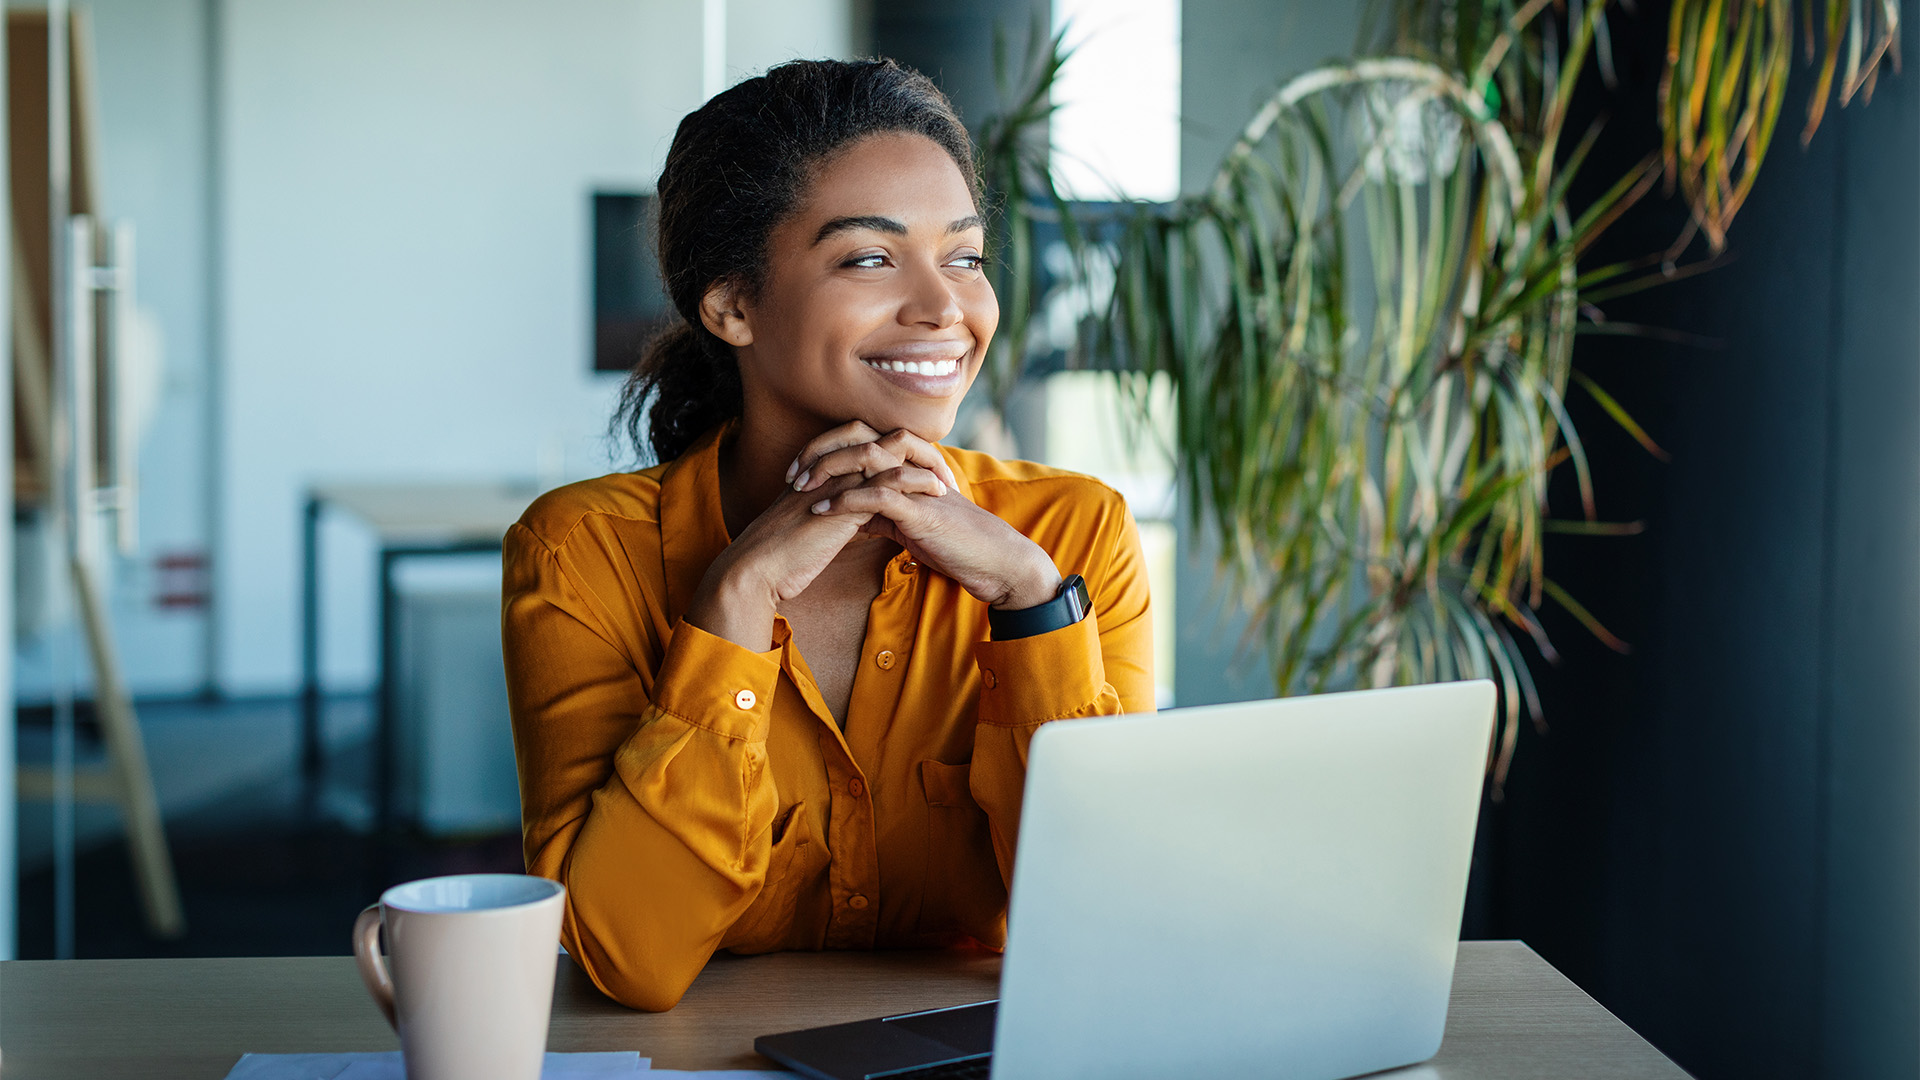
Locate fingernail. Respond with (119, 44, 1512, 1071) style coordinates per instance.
(785, 459, 799, 483)
(934, 480, 947, 496)
(810, 500, 830, 514)
(793, 470, 810, 490)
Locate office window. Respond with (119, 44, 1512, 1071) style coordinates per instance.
(1038, 372, 1178, 708)
(1050, 0, 1181, 202)
(1042, 1, 1181, 702)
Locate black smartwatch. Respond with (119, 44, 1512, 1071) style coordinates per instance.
(988, 574, 1091, 641)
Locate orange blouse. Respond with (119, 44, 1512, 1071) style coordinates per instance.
(502, 426, 1155, 1011)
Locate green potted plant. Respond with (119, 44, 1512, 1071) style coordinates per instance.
(977, 0, 1899, 787)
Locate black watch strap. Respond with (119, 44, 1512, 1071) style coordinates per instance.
(988, 574, 1090, 641)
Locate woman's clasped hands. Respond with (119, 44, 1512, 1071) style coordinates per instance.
(688, 421, 1061, 652)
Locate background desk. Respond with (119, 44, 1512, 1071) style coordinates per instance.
(2, 942, 1689, 1078)
(300, 481, 540, 829)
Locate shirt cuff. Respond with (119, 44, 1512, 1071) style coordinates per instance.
(973, 610, 1105, 726)
(650, 619, 783, 742)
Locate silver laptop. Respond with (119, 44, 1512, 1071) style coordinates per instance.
(756, 680, 1496, 1080)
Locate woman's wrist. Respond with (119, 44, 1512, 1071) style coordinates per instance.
(686, 555, 780, 652)
(989, 552, 1063, 611)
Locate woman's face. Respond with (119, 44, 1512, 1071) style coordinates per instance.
(717, 131, 998, 445)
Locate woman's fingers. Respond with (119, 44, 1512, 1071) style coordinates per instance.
(790, 426, 959, 492)
(872, 429, 959, 491)
(794, 441, 899, 491)
(808, 466, 946, 515)
(811, 485, 919, 520)
(787, 421, 881, 484)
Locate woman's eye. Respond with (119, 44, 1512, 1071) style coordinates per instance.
(844, 253, 889, 269)
(948, 253, 986, 271)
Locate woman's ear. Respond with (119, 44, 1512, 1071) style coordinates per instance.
(699, 281, 754, 347)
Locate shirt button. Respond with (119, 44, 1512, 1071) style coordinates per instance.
(982, 668, 997, 689)
(849, 777, 865, 797)
(847, 894, 869, 910)
(734, 689, 757, 710)
(900, 560, 918, 575)
(875, 649, 896, 670)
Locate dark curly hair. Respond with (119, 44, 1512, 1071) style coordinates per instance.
(613, 58, 980, 464)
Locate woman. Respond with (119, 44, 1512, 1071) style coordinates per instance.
(503, 58, 1154, 1012)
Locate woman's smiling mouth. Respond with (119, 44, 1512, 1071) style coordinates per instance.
(857, 340, 970, 392)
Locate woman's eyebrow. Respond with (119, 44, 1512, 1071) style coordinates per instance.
(812, 213, 987, 246)
(813, 215, 905, 245)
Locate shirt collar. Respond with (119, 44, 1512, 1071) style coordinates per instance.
(658, 424, 733, 626)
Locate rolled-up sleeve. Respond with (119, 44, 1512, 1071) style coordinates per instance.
(504, 522, 783, 1012)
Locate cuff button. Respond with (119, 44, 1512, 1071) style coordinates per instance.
(982, 668, 997, 689)
(734, 689, 757, 710)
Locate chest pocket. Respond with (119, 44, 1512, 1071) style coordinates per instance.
(915, 760, 1008, 939)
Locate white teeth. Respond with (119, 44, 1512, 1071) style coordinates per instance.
(866, 358, 960, 376)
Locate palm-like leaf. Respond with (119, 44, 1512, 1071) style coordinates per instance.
(1658, 0, 1895, 250)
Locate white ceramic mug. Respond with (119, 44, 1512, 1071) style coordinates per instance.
(353, 873, 566, 1080)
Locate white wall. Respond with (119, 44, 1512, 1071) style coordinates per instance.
(727, 0, 854, 82)
(218, 0, 850, 695)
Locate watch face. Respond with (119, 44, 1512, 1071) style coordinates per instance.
(1065, 574, 1090, 619)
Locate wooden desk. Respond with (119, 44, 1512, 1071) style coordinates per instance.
(0, 942, 1689, 1079)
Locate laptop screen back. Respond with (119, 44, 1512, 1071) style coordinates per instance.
(991, 681, 1495, 1080)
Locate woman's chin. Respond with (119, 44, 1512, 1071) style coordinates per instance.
(849, 404, 959, 445)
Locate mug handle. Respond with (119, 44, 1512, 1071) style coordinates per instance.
(353, 903, 398, 1029)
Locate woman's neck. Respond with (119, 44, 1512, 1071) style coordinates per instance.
(716, 416, 811, 539)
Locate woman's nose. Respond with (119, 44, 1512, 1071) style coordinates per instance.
(899, 263, 963, 329)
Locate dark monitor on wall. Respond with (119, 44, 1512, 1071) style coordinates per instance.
(592, 191, 672, 373)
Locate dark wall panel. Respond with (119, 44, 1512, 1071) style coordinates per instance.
(1517, 6, 1920, 1079)
(1820, 18, 1920, 1071)
(870, 0, 1043, 133)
